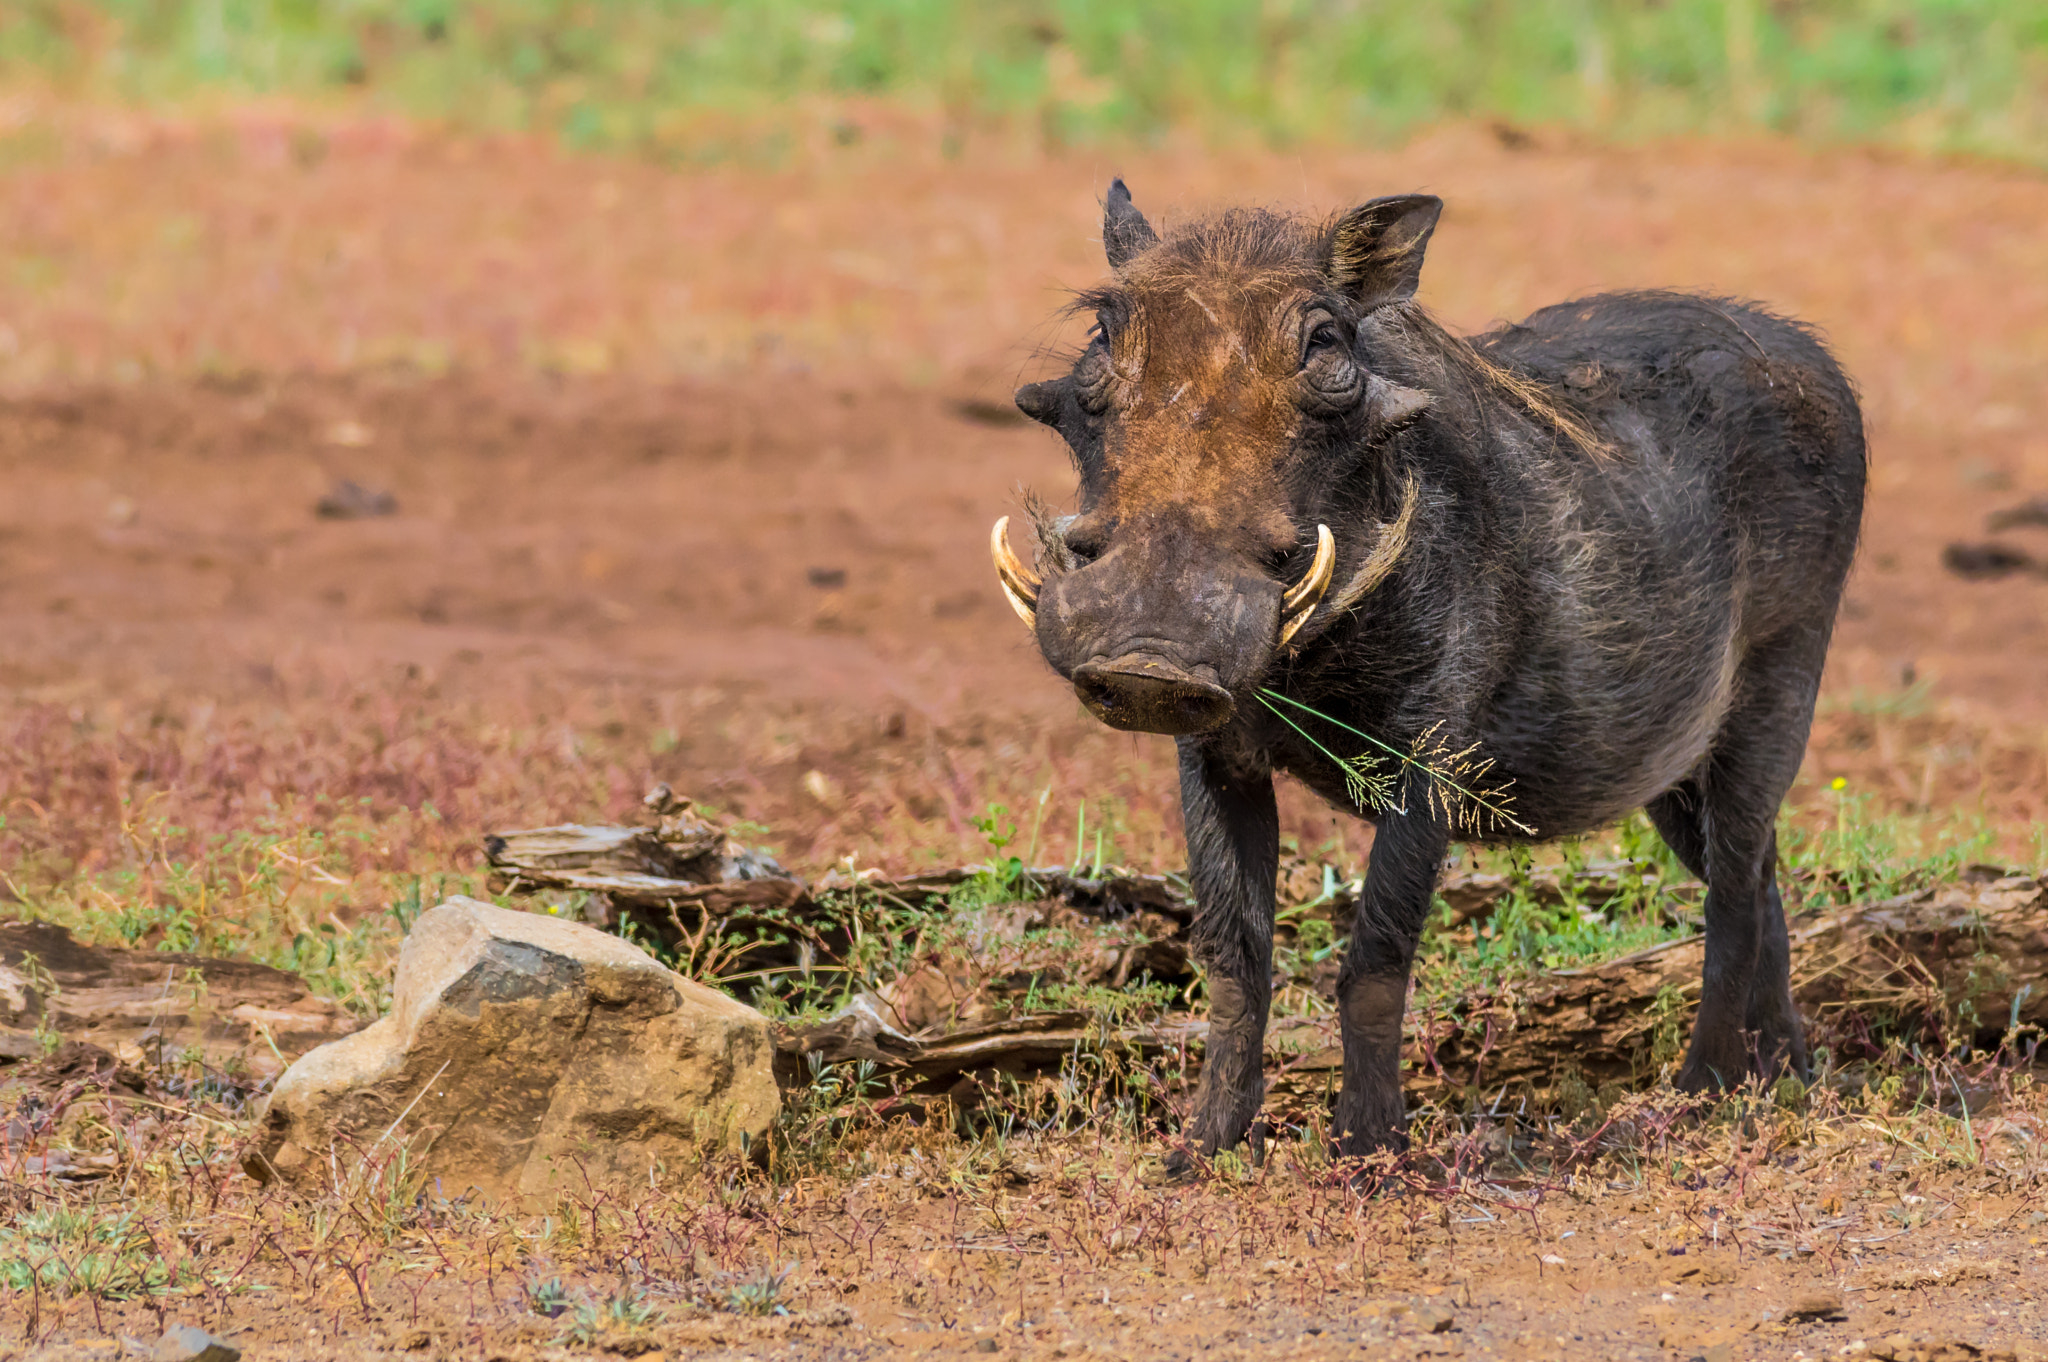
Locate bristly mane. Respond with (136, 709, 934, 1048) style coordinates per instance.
(1070, 206, 1612, 460)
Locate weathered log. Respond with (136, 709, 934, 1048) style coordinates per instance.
(1271, 870, 2048, 1107)
(480, 824, 679, 879)
(483, 815, 794, 902)
(0, 920, 360, 1082)
(486, 802, 2048, 1113)
(774, 1000, 1204, 1091)
(485, 806, 1197, 963)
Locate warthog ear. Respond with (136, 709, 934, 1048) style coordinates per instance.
(1102, 178, 1160, 269)
(1326, 194, 1443, 310)
(1015, 379, 1065, 427)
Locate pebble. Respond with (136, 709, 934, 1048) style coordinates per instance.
(1785, 1291, 1848, 1322)
(1416, 1305, 1457, 1334)
(152, 1324, 240, 1362)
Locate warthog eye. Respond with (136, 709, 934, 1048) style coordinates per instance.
(1299, 324, 1363, 413)
(1074, 341, 1115, 415)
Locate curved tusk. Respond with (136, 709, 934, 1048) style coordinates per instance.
(1326, 473, 1419, 614)
(990, 516, 1040, 629)
(1279, 481, 1422, 649)
(1280, 524, 1335, 616)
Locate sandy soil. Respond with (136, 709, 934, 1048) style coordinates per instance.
(13, 1099, 2048, 1362)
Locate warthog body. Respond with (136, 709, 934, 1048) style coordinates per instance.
(996, 184, 1865, 1167)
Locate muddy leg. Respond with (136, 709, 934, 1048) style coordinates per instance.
(1653, 783, 1804, 1078)
(1675, 642, 1818, 1092)
(1744, 830, 1808, 1078)
(1167, 736, 1278, 1175)
(1332, 811, 1449, 1159)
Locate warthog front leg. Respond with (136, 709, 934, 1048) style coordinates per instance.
(1167, 736, 1277, 1176)
(1332, 809, 1449, 1160)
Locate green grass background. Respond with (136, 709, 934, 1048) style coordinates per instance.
(2, 1, 2045, 162)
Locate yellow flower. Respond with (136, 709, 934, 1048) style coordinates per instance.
(1830, 776, 1848, 791)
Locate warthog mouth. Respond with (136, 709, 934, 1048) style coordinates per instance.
(1070, 652, 1234, 735)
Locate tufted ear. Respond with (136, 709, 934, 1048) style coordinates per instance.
(1325, 194, 1443, 310)
(1015, 379, 1065, 427)
(1102, 178, 1159, 269)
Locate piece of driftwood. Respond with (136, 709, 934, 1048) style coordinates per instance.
(483, 795, 801, 921)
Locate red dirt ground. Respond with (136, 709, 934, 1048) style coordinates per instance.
(4, 102, 2048, 1361)
(4, 108, 2048, 875)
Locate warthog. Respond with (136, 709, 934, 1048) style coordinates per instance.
(992, 182, 1865, 1169)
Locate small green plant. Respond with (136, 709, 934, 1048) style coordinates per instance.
(1648, 982, 1690, 1072)
(1038, 976, 1176, 1029)
(726, 1263, 795, 1317)
(1069, 799, 1107, 878)
(1208, 1148, 1253, 1181)
(769, 1054, 887, 1179)
(15, 950, 62, 1057)
(952, 802, 1034, 908)
(1273, 897, 1342, 1006)
(1780, 778, 1996, 908)
(0, 1207, 184, 1300)
(523, 1274, 569, 1318)
(1413, 836, 1698, 1003)
(565, 1288, 658, 1343)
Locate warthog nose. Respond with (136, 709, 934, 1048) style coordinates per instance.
(1071, 655, 1235, 736)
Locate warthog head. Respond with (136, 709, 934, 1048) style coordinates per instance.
(993, 181, 1436, 736)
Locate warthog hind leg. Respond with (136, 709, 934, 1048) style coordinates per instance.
(1664, 638, 1820, 1092)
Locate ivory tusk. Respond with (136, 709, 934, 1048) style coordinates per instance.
(1277, 600, 1315, 648)
(1280, 480, 1421, 648)
(1276, 524, 1335, 648)
(1280, 524, 1335, 616)
(990, 516, 1040, 629)
(997, 577, 1037, 628)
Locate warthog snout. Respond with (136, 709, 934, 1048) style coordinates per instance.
(1014, 515, 1292, 736)
(1070, 653, 1234, 735)
(989, 513, 1335, 738)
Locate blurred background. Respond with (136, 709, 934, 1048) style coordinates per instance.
(2, 1, 2046, 968)
(6, 1, 2046, 159)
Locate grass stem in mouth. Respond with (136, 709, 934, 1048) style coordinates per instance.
(1257, 688, 1534, 837)
(1256, 692, 1403, 816)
